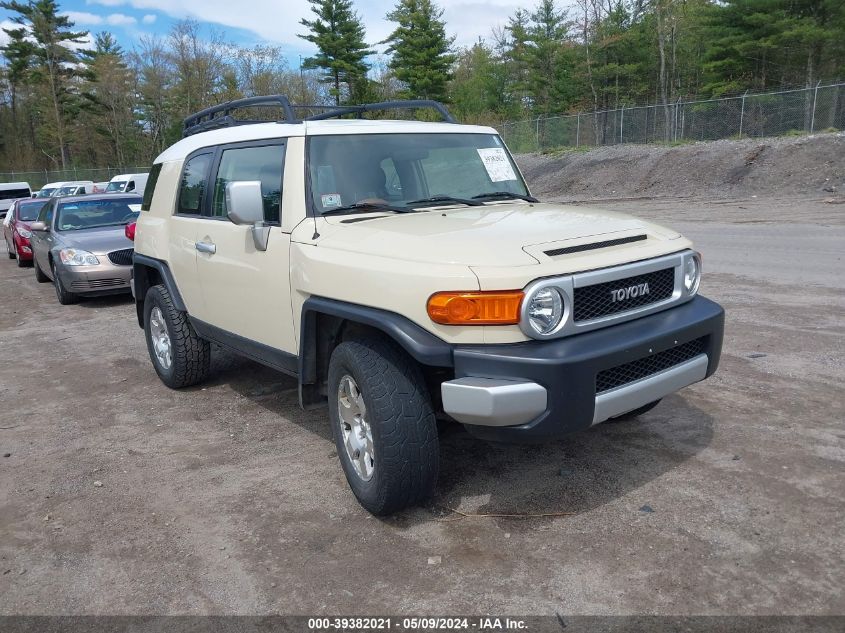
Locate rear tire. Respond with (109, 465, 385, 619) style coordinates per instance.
(328, 336, 439, 515)
(7, 248, 14, 259)
(34, 258, 49, 282)
(608, 399, 662, 422)
(52, 261, 79, 305)
(16, 253, 27, 267)
(143, 284, 210, 389)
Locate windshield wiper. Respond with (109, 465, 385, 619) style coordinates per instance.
(472, 191, 539, 203)
(320, 202, 412, 217)
(406, 195, 482, 209)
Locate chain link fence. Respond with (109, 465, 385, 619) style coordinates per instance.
(502, 82, 845, 153)
(0, 167, 150, 188)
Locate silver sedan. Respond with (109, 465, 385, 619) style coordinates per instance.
(29, 194, 141, 305)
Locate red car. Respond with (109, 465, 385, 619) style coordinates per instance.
(4, 198, 49, 266)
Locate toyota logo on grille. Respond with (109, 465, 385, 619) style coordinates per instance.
(610, 282, 650, 303)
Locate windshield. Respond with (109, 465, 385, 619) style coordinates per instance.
(0, 188, 30, 200)
(17, 200, 47, 222)
(308, 133, 529, 215)
(56, 197, 140, 231)
(56, 186, 77, 196)
(106, 181, 126, 192)
(38, 188, 58, 197)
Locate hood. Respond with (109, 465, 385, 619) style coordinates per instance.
(54, 226, 133, 254)
(312, 201, 682, 267)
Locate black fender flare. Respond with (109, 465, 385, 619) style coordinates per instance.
(298, 297, 454, 405)
(132, 254, 187, 326)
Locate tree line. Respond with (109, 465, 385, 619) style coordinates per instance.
(1, 0, 843, 172)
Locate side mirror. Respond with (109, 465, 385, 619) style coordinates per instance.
(30, 221, 48, 232)
(226, 181, 270, 252)
(225, 181, 265, 225)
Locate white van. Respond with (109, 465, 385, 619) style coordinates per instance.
(0, 182, 32, 219)
(35, 181, 69, 197)
(106, 173, 149, 194)
(54, 181, 95, 196)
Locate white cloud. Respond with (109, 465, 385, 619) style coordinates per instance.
(106, 13, 138, 26)
(141, 14, 157, 25)
(79, 0, 535, 50)
(0, 20, 17, 48)
(61, 11, 105, 26)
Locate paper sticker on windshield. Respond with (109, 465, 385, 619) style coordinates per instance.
(477, 148, 517, 182)
(321, 193, 341, 208)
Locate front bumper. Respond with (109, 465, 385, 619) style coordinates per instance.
(13, 235, 33, 261)
(57, 261, 132, 296)
(441, 295, 724, 441)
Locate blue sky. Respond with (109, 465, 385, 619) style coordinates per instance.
(1, 0, 541, 66)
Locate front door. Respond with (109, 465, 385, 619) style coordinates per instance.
(190, 141, 296, 356)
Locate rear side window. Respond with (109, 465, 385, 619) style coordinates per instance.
(177, 154, 211, 215)
(211, 144, 284, 224)
(38, 202, 54, 226)
(141, 164, 162, 211)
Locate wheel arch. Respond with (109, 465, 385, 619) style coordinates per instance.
(132, 254, 187, 327)
(298, 297, 454, 408)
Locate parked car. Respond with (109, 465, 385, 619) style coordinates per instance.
(3, 197, 49, 266)
(0, 182, 32, 220)
(132, 95, 724, 515)
(105, 173, 149, 194)
(54, 181, 95, 197)
(35, 181, 70, 198)
(29, 193, 141, 304)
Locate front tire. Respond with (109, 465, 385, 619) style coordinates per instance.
(51, 261, 79, 305)
(328, 336, 439, 515)
(34, 258, 49, 282)
(143, 284, 210, 388)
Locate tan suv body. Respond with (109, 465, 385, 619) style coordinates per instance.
(132, 97, 724, 514)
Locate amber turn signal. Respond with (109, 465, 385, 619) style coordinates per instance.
(427, 291, 524, 325)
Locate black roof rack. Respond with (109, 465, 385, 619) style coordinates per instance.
(182, 96, 456, 137)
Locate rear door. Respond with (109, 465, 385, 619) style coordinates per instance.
(167, 152, 213, 314)
(190, 140, 296, 356)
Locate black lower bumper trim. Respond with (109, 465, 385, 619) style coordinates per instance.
(452, 295, 724, 442)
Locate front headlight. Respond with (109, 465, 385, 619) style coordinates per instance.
(16, 226, 32, 239)
(526, 287, 564, 335)
(684, 253, 701, 295)
(59, 248, 100, 266)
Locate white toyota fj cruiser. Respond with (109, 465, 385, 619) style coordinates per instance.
(132, 97, 724, 515)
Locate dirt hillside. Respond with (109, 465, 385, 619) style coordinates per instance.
(516, 131, 845, 200)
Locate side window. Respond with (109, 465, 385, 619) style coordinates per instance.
(142, 163, 163, 211)
(211, 144, 284, 224)
(177, 153, 212, 215)
(38, 203, 53, 226)
(126, 180, 135, 192)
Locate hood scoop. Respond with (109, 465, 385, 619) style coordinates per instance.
(544, 234, 647, 257)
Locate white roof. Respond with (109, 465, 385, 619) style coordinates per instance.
(155, 119, 499, 163)
(0, 181, 30, 189)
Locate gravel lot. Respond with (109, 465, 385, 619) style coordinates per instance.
(0, 192, 843, 617)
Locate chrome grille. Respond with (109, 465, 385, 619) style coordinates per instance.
(108, 248, 134, 266)
(70, 278, 127, 291)
(574, 267, 675, 322)
(596, 337, 707, 394)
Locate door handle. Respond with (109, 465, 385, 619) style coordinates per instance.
(195, 241, 216, 254)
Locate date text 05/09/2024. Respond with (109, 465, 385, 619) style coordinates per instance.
(307, 617, 529, 630)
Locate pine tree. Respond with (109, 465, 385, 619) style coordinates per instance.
(298, 0, 373, 105)
(1, 0, 88, 168)
(383, 0, 455, 102)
